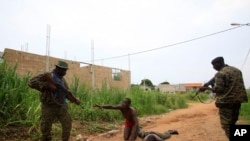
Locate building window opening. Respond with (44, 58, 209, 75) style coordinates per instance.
(112, 69, 122, 81)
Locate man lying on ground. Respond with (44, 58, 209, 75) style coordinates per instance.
(138, 127, 179, 141)
(94, 98, 138, 141)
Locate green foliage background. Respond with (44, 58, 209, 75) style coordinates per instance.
(0, 61, 249, 140)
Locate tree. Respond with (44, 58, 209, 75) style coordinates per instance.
(160, 81, 170, 85)
(140, 79, 154, 87)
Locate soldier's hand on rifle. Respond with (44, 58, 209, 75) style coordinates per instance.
(203, 83, 209, 87)
(198, 87, 207, 92)
(199, 86, 213, 92)
(74, 99, 81, 105)
(48, 83, 57, 91)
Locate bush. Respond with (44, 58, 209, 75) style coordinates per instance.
(240, 92, 250, 122)
(0, 61, 189, 139)
(69, 84, 188, 121)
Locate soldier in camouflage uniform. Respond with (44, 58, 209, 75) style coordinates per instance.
(28, 60, 81, 141)
(200, 56, 248, 139)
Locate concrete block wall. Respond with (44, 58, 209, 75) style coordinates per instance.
(3, 48, 130, 90)
(89, 65, 131, 90)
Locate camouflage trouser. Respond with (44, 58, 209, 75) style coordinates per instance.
(41, 104, 72, 141)
(218, 103, 241, 139)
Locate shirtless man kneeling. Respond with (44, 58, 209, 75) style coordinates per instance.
(94, 98, 138, 141)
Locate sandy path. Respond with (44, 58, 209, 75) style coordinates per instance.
(87, 102, 246, 141)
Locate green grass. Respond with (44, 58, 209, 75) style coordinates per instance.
(1, 60, 249, 140)
(0, 61, 37, 126)
(183, 91, 211, 103)
(68, 82, 188, 122)
(0, 61, 189, 139)
(239, 92, 250, 122)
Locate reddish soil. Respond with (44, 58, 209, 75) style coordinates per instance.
(2, 102, 247, 141)
(84, 102, 247, 141)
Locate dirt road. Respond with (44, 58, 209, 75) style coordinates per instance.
(86, 102, 246, 141)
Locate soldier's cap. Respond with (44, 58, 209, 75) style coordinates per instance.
(55, 60, 68, 69)
(211, 56, 224, 65)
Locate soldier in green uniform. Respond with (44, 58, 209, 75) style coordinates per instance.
(28, 60, 81, 141)
(200, 56, 248, 139)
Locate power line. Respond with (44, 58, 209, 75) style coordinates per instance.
(90, 25, 245, 62)
(241, 48, 250, 70)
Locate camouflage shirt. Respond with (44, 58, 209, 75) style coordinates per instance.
(28, 71, 76, 106)
(214, 65, 248, 104)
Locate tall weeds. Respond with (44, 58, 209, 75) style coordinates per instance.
(1, 61, 34, 126)
(69, 83, 188, 122)
(0, 61, 188, 131)
(5, 61, 250, 139)
(240, 92, 250, 122)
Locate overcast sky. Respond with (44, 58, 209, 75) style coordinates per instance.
(1, 0, 250, 87)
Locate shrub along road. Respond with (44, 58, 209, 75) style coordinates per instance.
(87, 102, 248, 141)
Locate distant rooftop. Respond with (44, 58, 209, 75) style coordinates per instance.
(183, 83, 203, 87)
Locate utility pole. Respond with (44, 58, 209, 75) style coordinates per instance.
(241, 48, 250, 70)
(45, 24, 51, 72)
(231, 22, 250, 70)
(128, 53, 131, 70)
(64, 51, 67, 59)
(21, 44, 23, 51)
(25, 42, 28, 52)
(91, 40, 95, 89)
(144, 78, 146, 91)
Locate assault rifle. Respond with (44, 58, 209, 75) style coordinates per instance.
(203, 77, 215, 88)
(42, 73, 81, 105)
(191, 77, 216, 103)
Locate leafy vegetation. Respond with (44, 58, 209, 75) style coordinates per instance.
(0, 61, 188, 140)
(1, 61, 249, 140)
(140, 79, 154, 87)
(160, 81, 170, 85)
(239, 91, 250, 122)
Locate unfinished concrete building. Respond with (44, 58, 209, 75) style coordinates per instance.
(2, 48, 131, 90)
